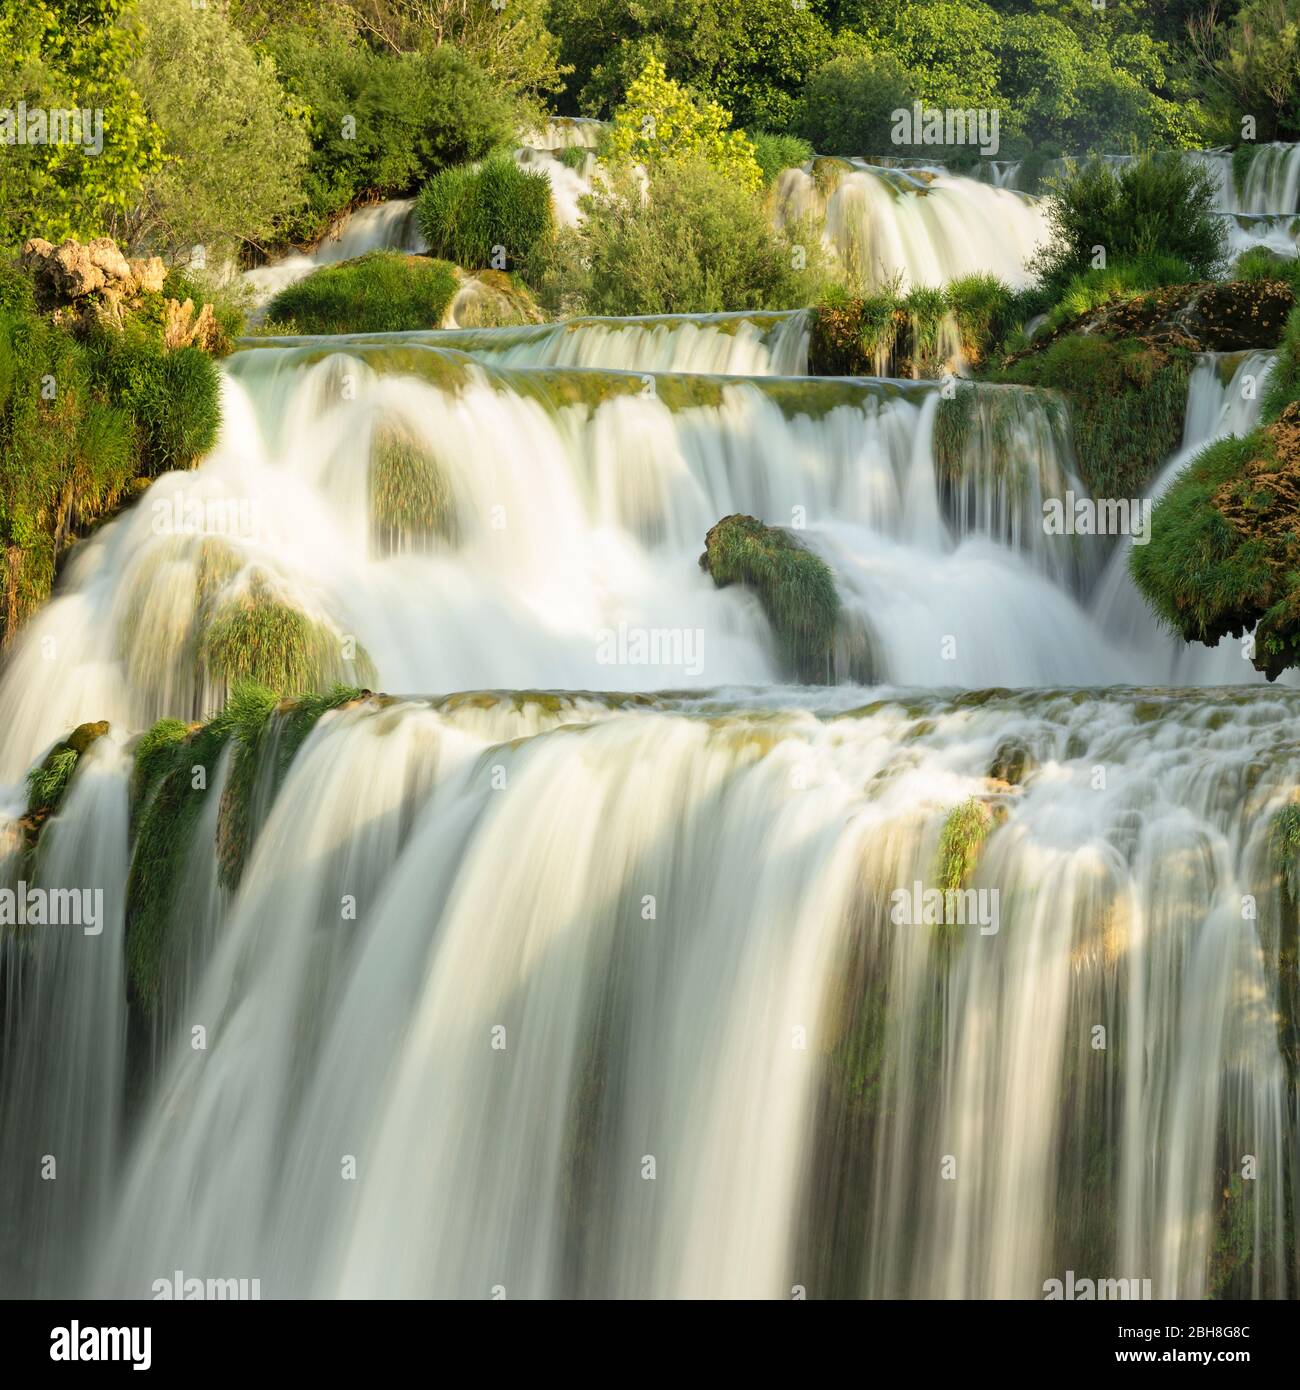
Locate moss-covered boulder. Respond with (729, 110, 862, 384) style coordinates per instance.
(442, 270, 545, 329)
(1133, 402, 1300, 679)
(994, 334, 1191, 499)
(699, 514, 841, 683)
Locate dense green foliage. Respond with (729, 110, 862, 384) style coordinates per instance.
(416, 155, 554, 276)
(124, 0, 310, 262)
(266, 251, 459, 334)
(265, 34, 517, 246)
(0, 0, 164, 249)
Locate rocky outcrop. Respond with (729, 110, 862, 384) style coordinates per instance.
(21, 236, 166, 312)
(442, 269, 545, 329)
(1014, 279, 1295, 362)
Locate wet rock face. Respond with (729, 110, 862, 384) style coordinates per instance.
(21, 236, 166, 309)
(1075, 279, 1295, 352)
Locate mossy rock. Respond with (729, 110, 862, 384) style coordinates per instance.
(25, 720, 111, 821)
(699, 514, 841, 683)
(442, 270, 545, 329)
(197, 571, 376, 695)
(989, 737, 1034, 786)
(1133, 403, 1300, 679)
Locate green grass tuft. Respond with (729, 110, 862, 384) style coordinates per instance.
(265, 252, 460, 335)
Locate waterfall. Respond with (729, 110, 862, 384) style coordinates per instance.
(1, 286, 1296, 1297)
(0, 687, 1289, 1297)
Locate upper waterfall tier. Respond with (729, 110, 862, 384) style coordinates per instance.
(0, 336, 1287, 781)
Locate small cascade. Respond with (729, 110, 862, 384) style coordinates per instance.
(251, 311, 813, 376)
(1090, 351, 1284, 684)
(772, 161, 1049, 290)
(242, 200, 428, 307)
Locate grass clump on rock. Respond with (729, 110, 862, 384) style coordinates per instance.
(699, 514, 841, 682)
(938, 797, 993, 893)
(369, 424, 459, 555)
(198, 573, 375, 695)
(265, 252, 459, 335)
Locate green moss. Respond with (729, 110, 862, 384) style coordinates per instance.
(937, 797, 992, 893)
(996, 335, 1191, 498)
(699, 513, 840, 683)
(25, 721, 111, 819)
(126, 713, 237, 1007)
(265, 252, 460, 335)
(125, 682, 370, 1007)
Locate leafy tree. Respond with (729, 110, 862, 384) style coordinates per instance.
(1190, 0, 1300, 141)
(123, 0, 310, 262)
(883, 0, 1002, 107)
(0, 0, 164, 248)
(793, 52, 918, 156)
(606, 55, 763, 192)
(550, 0, 832, 128)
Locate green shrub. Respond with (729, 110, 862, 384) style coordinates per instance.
(538, 159, 823, 317)
(266, 252, 459, 334)
(85, 327, 221, 473)
(1034, 155, 1228, 301)
(416, 155, 554, 276)
(944, 274, 1015, 362)
(265, 36, 517, 245)
(938, 798, 992, 892)
(751, 132, 814, 186)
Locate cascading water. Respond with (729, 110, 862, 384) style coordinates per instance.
(1, 284, 1297, 1296)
